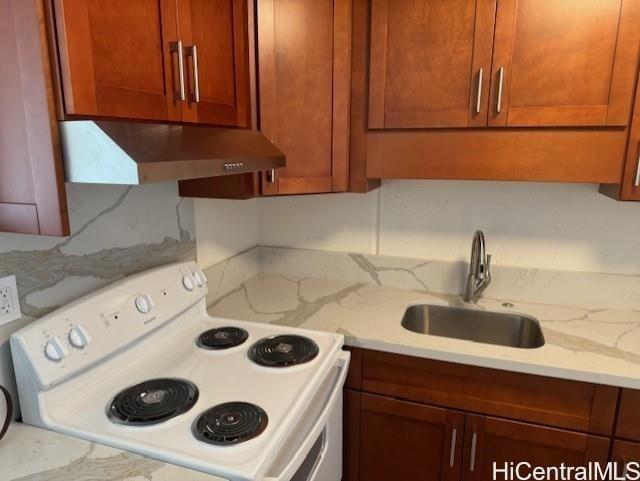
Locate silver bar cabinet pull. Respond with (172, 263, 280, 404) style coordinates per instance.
(634, 144, 640, 187)
(449, 428, 458, 468)
(170, 41, 186, 102)
(267, 169, 276, 183)
(186, 45, 200, 104)
(475, 69, 484, 114)
(496, 67, 505, 114)
(469, 432, 478, 472)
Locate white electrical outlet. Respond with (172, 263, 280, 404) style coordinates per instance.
(0, 275, 21, 326)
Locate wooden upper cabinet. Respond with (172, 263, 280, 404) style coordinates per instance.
(359, 393, 465, 481)
(603, 81, 640, 200)
(0, 0, 68, 236)
(53, 0, 181, 121)
(258, 0, 350, 195)
(463, 415, 610, 481)
(619, 89, 640, 200)
(177, 0, 250, 127)
(368, 0, 640, 130)
(490, 0, 640, 127)
(368, 0, 497, 129)
(52, 0, 249, 126)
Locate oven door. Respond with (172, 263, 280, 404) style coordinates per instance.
(263, 351, 349, 481)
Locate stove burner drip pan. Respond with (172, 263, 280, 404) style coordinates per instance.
(197, 327, 249, 350)
(193, 402, 268, 446)
(249, 335, 319, 367)
(108, 378, 199, 426)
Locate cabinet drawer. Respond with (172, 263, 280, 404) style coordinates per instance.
(360, 349, 618, 435)
(617, 389, 640, 442)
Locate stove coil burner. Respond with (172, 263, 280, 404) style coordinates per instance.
(249, 335, 319, 367)
(108, 378, 198, 426)
(197, 327, 249, 350)
(193, 402, 268, 446)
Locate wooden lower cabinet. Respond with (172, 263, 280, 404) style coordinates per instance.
(360, 349, 617, 435)
(344, 393, 610, 481)
(616, 389, 640, 442)
(462, 415, 610, 481)
(612, 440, 640, 473)
(358, 393, 464, 481)
(343, 348, 620, 481)
(344, 390, 608, 481)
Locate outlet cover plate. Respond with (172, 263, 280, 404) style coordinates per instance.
(0, 275, 21, 326)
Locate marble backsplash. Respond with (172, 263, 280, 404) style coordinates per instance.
(254, 246, 640, 312)
(0, 182, 196, 409)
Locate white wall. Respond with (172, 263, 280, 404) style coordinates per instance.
(257, 192, 379, 253)
(255, 180, 640, 275)
(194, 198, 259, 268)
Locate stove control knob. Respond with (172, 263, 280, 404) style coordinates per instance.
(44, 337, 67, 362)
(68, 325, 91, 349)
(135, 294, 154, 314)
(193, 270, 206, 287)
(182, 274, 195, 291)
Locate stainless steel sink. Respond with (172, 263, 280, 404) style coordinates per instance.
(401, 304, 545, 349)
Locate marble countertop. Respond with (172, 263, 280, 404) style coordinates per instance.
(4, 246, 638, 480)
(0, 422, 226, 481)
(208, 272, 640, 389)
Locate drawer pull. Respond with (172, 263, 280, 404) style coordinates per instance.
(469, 432, 478, 472)
(170, 41, 186, 102)
(475, 69, 484, 114)
(634, 144, 640, 187)
(496, 67, 505, 114)
(185, 45, 200, 104)
(449, 428, 458, 468)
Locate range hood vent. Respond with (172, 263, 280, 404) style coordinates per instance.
(60, 121, 285, 184)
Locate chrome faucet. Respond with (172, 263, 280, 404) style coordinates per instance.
(463, 230, 492, 303)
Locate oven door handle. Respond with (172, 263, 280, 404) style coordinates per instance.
(263, 350, 350, 481)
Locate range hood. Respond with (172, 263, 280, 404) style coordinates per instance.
(60, 120, 285, 184)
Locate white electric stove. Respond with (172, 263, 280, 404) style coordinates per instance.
(10, 262, 349, 481)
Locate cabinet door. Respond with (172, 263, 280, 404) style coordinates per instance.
(53, 0, 181, 121)
(343, 389, 361, 481)
(258, 0, 350, 195)
(368, 0, 497, 129)
(1, 0, 68, 236)
(177, 0, 250, 127)
(359, 393, 465, 481)
(614, 81, 640, 200)
(489, 0, 640, 127)
(462, 415, 610, 481)
(616, 389, 640, 440)
(611, 440, 640, 478)
(620, 124, 640, 200)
